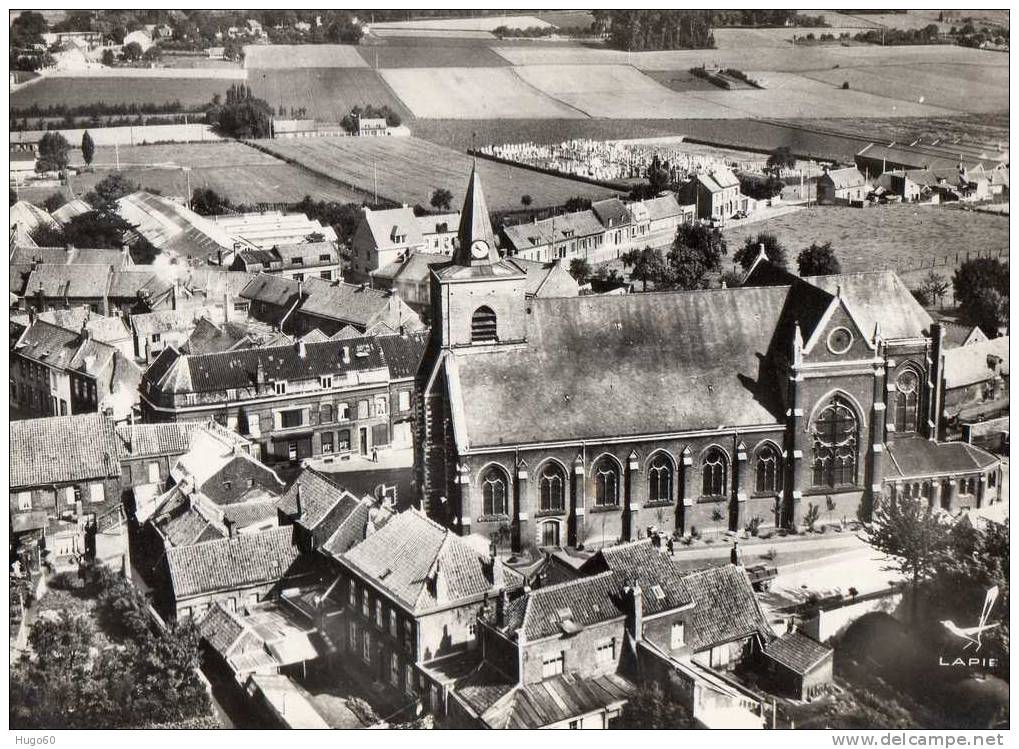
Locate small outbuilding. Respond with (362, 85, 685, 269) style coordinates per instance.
(761, 629, 833, 700)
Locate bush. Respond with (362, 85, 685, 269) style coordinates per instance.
(48, 571, 82, 591)
(745, 516, 764, 537)
(841, 81, 850, 90)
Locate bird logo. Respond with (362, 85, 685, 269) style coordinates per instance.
(941, 585, 1000, 652)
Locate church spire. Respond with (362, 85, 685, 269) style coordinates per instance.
(453, 164, 500, 266)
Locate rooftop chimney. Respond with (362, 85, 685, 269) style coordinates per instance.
(295, 482, 303, 518)
(297, 339, 307, 358)
(625, 583, 644, 643)
(496, 588, 508, 628)
(341, 346, 350, 364)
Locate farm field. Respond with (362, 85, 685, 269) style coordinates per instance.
(641, 69, 723, 93)
(379, 67, 586, 119)
(355, 44, 510, 68)
(368, 28, 496, 40)
(10, 77, 229, 110)
(712, 27, 804, 48)
(803, 63, 1010, 113)
(492, 42, 1005, 73)
(723, 203, 1009, 287)
(514, 64, 737, 119)
(534, 10, 596, 29)
(368, 15, 551, 32)
(243, 44, 369, 69)
(247, 68, 412, 124)
(63, 142, 363, 205)
(253, 135, 621, 211)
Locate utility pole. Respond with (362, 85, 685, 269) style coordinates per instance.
(115, 141, 120, 171)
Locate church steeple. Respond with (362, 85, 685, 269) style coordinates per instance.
(453, 164, 500, 266)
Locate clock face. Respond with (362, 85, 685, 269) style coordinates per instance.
(827, 327, 853, 354)
(470, 240, 489, 260)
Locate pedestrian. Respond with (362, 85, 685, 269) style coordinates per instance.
(372, 447, 378, 463)
(667, 537, 675, 557)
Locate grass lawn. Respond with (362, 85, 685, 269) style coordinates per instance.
(10, 77, 227, 110)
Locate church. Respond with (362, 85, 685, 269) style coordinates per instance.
(415, 168, 1002, 555)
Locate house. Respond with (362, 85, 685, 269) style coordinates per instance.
(371, 252, 455, 314)
(677, 167, 742, 220)
(11, 244, 133, 269)
(501, 208, 605, 264)
(940, 321, 988, 349)
(816, 166, 869, 204)
(348, 206, 459, 283)
(269, 118, 317, 138)
(11, 318, 142, 420)
(230, 242, 341, 282)
(183, 316, 289, 355)
(941, 335, 1009, 421)
(122, 29, 154, 51)
(10, 413, 124, 565)
(591, 197, 633, 255)
(116, 420, 208, 498)
(10, 147, 36, 178)
(139, 333, 426, 464)
(34, 307, 134, 360)
(130, 306, 225, 364)
(856, 141, 1006, 176)
(356, 116, 389, 137)
(415, 168, 1003, 558)
(878, 169, 941, 202)
(324, 509, 525, 708)
(760, 629, 834, 700)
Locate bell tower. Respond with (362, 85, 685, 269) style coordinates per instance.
(429, 164, 528, 350)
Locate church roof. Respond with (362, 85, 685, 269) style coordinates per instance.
(803, 272, 932, 341)
(451, 286, 791, 447)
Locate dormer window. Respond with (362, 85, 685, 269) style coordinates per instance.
(320, 376, 333, 389)
(274, 381, 287, 395)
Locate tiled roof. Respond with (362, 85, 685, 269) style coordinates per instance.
(165, 525, 301, 599)
(683, 564, 773, 652)
(503, 571, 624, 641)
(502, 209, 604, 251)
(221, 499, 282, 529)
(131, 307, 220, 336)
(371, 252, 450, 283)
(940, 321, 985, 349)
(340, 509, 523, 614)
(299, 329, 330, 343)
(641, 193, 684, 222)
(452, 286, 790, 447)
(886, 436, 999, 479)
(297, 278, 410, 329)
(482, 673, 634, 729)
(764, 630, 832, 675)
(277, 468, 351, 528)
(822, 167, 867, 190)
(198, 454, 284, 505)
(320, 501, 374, 557)
(198, 601, 248, 654)
(150, 337, 387, 394)
(418, 212, 459, 236)
(37, 308, 132, 343)
(240, 273, 300, 307)
(24, 263, 112, 299)
(184, 318, 257, 355)
(16, 319, 90, 371)
(588, 539, 693, 616)
(375, 332, 428, 379)
(153, 489, 226, 548)
(107, 269, 170, 300)
(362, 206, 425, 251)
(115, 421, 203, 458)
(275, 241, 338, 266)
(10, 264, 33, 295)
(943, 335, 1008, 389)
(591, 198, 631, 228)
(11, 413, 121, 488)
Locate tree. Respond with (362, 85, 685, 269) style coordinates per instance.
(122, 41, 143, 61)
(36, 131, 71, 172)
(11, 10, 48, 48)
(209, 83, 273, 139)
(430, 188, 453, 212)
(804, 502, 820, 532)
(797, 241, 840, 276)
(620, 246, 666, 292)
(564, 196, 592, 213)
(520, 194, 532, 207)
(190, 187, 232, 216)
(101, 48, 116, 66)
(43, 192, 67, 213)
(953, 258, 1009, 336)
(866, 492, 950, 609)
(569, 258, 592, 284)
(85, 173, 139, 208)
(918, 271, 949, 309)
(663, 222, 727, 290)
(142, 45, 162, 63)
(614, 684, 693, 729)
(62, 210, 136, 251)
(766, 145, 796, 176)
(733, 232, 787, 270)
(81, 130, 96, 167)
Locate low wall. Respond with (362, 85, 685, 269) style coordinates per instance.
(469, 149, 631, 192)
(800, 589, 904, 643)
(12, 123, 222, 146)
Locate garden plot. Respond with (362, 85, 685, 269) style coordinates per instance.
(379, 67, 586, 119)
(244, 44, 369, 69)
(513, 64, 738, 119)
(687, 72, 954, 118)
(803, 63, 1009, 113)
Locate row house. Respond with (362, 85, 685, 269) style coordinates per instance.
(816, 166, 869, 205)
(501, 193, 693, 264)
(140, 333, 426, 465)
(677, 166, 743, 221)
(11, 318, 142, 420)
(10, 413, 124, 565)
(417, 171, 1003, 557)
(348, 206, 459, 283)
(229, 241, 342, 283)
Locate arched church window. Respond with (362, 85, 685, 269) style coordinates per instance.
(647, 453, 674, 504)
(702, 448, 728, 497)
(471, 306, 497, 343)
(539, 462, 566, 512)
(755, 444, 782, 494)
(811, 396, 858, 488)
(893, 368, 920, 433)
(481, 466, 508, 516)
(593, 457, 619, 506)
